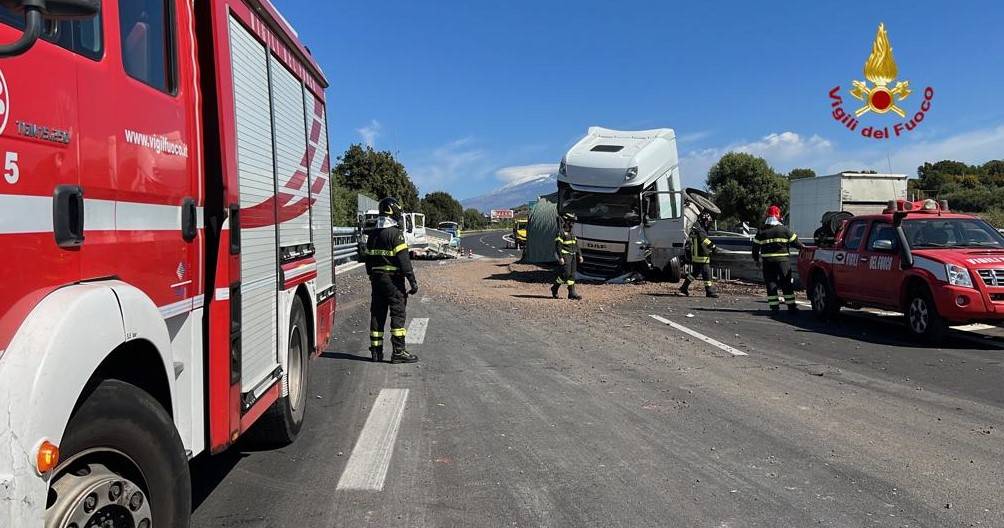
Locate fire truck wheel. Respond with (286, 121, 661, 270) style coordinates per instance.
(251, 296, 309, 446)
(810, 274, 841, 319)
(906, 286, 947, 342)
(46, 379, 190, 528)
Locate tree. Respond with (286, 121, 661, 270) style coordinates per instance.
(706, 152, 789, 225)
(463, 208, 486, 230)
(332, 144, 419, 212)
(788, 168, 816, 180)
(420, 191, 464, 227)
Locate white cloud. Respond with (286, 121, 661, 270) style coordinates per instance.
(356, 119, 382, 148)
(678, 130, 714, 144)
(679, 131, 833, 188)
(495, 163, 559, 188)
(408, 138, 489, 193)
(679, 126, 1004, 190)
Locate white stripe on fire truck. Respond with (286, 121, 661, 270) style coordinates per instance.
(159, 295, 204, 319)
(283, 262, 316, 279)
(0, 194, 203, 234)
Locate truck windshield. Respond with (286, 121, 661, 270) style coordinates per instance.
(902, 218, 1004, 249)
(559, 187, 641, 227)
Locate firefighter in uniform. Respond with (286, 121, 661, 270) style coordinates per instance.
(365, 197, 420, 363)
(551, 212, 583, 300)
(752, 205, 804, 313)
(680, 211, 719, 298)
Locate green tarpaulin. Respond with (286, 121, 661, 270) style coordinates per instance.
(523, 192, 559, 264)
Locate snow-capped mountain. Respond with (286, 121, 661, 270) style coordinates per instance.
(461, 173, 558, 212)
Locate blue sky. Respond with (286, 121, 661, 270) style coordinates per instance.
(275, 0, 1004, 200)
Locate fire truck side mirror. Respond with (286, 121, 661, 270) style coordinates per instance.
(0, 0, 100, 57)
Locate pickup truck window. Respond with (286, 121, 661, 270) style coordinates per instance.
(867, 223, 899, 251)
(903, 218, 1004, 249)
(844, 221, 867, 250)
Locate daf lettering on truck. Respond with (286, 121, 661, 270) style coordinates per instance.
(0, 1, 335, 526)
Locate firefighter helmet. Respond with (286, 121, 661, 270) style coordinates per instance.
(560, 211, 577, 223)
(766, 205, 782, 220)
(378, 197, 403, 222)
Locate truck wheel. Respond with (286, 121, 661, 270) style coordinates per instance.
(809, 275, 840, 320)
(665, 257, 682, 283)
(250, 296, 309, 445)
(46, 379, 190, 528)
(906, 287, 947, 342)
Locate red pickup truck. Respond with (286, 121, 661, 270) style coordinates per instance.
(798, 199, 1004, 340)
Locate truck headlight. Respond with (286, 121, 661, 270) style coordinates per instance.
(625, 166, 638, 180)
(946, 264, 974, 288)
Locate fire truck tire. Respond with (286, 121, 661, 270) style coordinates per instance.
(905, 286, 947, 342)
(46, 379, 190, 528)
(665, 257, 682, 283)
(250, 296, 309, 446)
(809, 273, 841, 320)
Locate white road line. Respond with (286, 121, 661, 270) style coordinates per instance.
(336, 261, 366, 275)
(650, 315, 748, 356)
(336, 388, 410, 491)
(497, 249, 504, 253)
(405, 317, 429, 345)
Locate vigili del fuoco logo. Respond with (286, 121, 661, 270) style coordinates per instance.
(828, 23, 934, 140)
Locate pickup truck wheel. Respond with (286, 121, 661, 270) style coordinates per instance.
(810, 276, 840, 319)
(906, 288, 947, 342)
(249, 296, 309, 446)
(45, 380, 190, 528)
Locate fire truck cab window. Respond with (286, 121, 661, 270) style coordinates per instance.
(119, 0, 177, 94)
(0, 6, 103, 59)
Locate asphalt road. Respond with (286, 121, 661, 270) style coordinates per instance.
(190, 260, 1004, 528)
(460, 230, 518, 258)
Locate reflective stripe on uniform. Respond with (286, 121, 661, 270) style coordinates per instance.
(371, 331, 384, 337)
(566, 280, 575, 285)
(366, 249, 396, 256)
(391, 327, 407, 337)
(393, 243, 409, 254)
(692, 256, 710, 264)
(784, 295, 796, 302)
(555, 277, 565, 284)
(761, 252, 789, 259)
(702, 238, 713, 247)
(789, 234, 798, 242)
(371, 339, 383, 347)
(555, 237, 576, 245)
(753, 238, 791, 245)
(372, 265, 400, 272)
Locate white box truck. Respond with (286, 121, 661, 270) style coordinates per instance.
(557, 127, 717, 280)
(790, 172, 908, 241)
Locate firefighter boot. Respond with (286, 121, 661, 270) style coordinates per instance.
(391, 349, 419, 364)
(568, 285, 582, 300)
(551, 283, 560, 299)
(370, 348, 384, 363)
(679, 279, 691, 297)
(705, 285, 719, 298)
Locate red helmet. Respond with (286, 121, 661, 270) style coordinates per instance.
(766, 205, 782, 219)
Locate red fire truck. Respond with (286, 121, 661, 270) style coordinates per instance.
(798, 199, 1004, 340)
(0, 0, 334, 525)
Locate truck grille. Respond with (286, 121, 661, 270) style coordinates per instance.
(977, 269, 1004, 287)
(579, 249, 627, 279)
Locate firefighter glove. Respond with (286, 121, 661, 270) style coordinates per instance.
(407, 274, 419, 295)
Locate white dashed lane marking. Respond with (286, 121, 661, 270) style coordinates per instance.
(405, 317, 429, 345)
(336, 388, 410, 491)
(650, 315, 748, 356)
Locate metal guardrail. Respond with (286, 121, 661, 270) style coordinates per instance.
(333, 226, 359, 264)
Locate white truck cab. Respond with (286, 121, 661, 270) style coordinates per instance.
(558, 127, 707, 280)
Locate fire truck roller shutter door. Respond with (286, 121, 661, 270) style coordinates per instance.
(269, 54, 311, 251)
(306, 90, 333, 292)
(230, 16, 280, 394)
